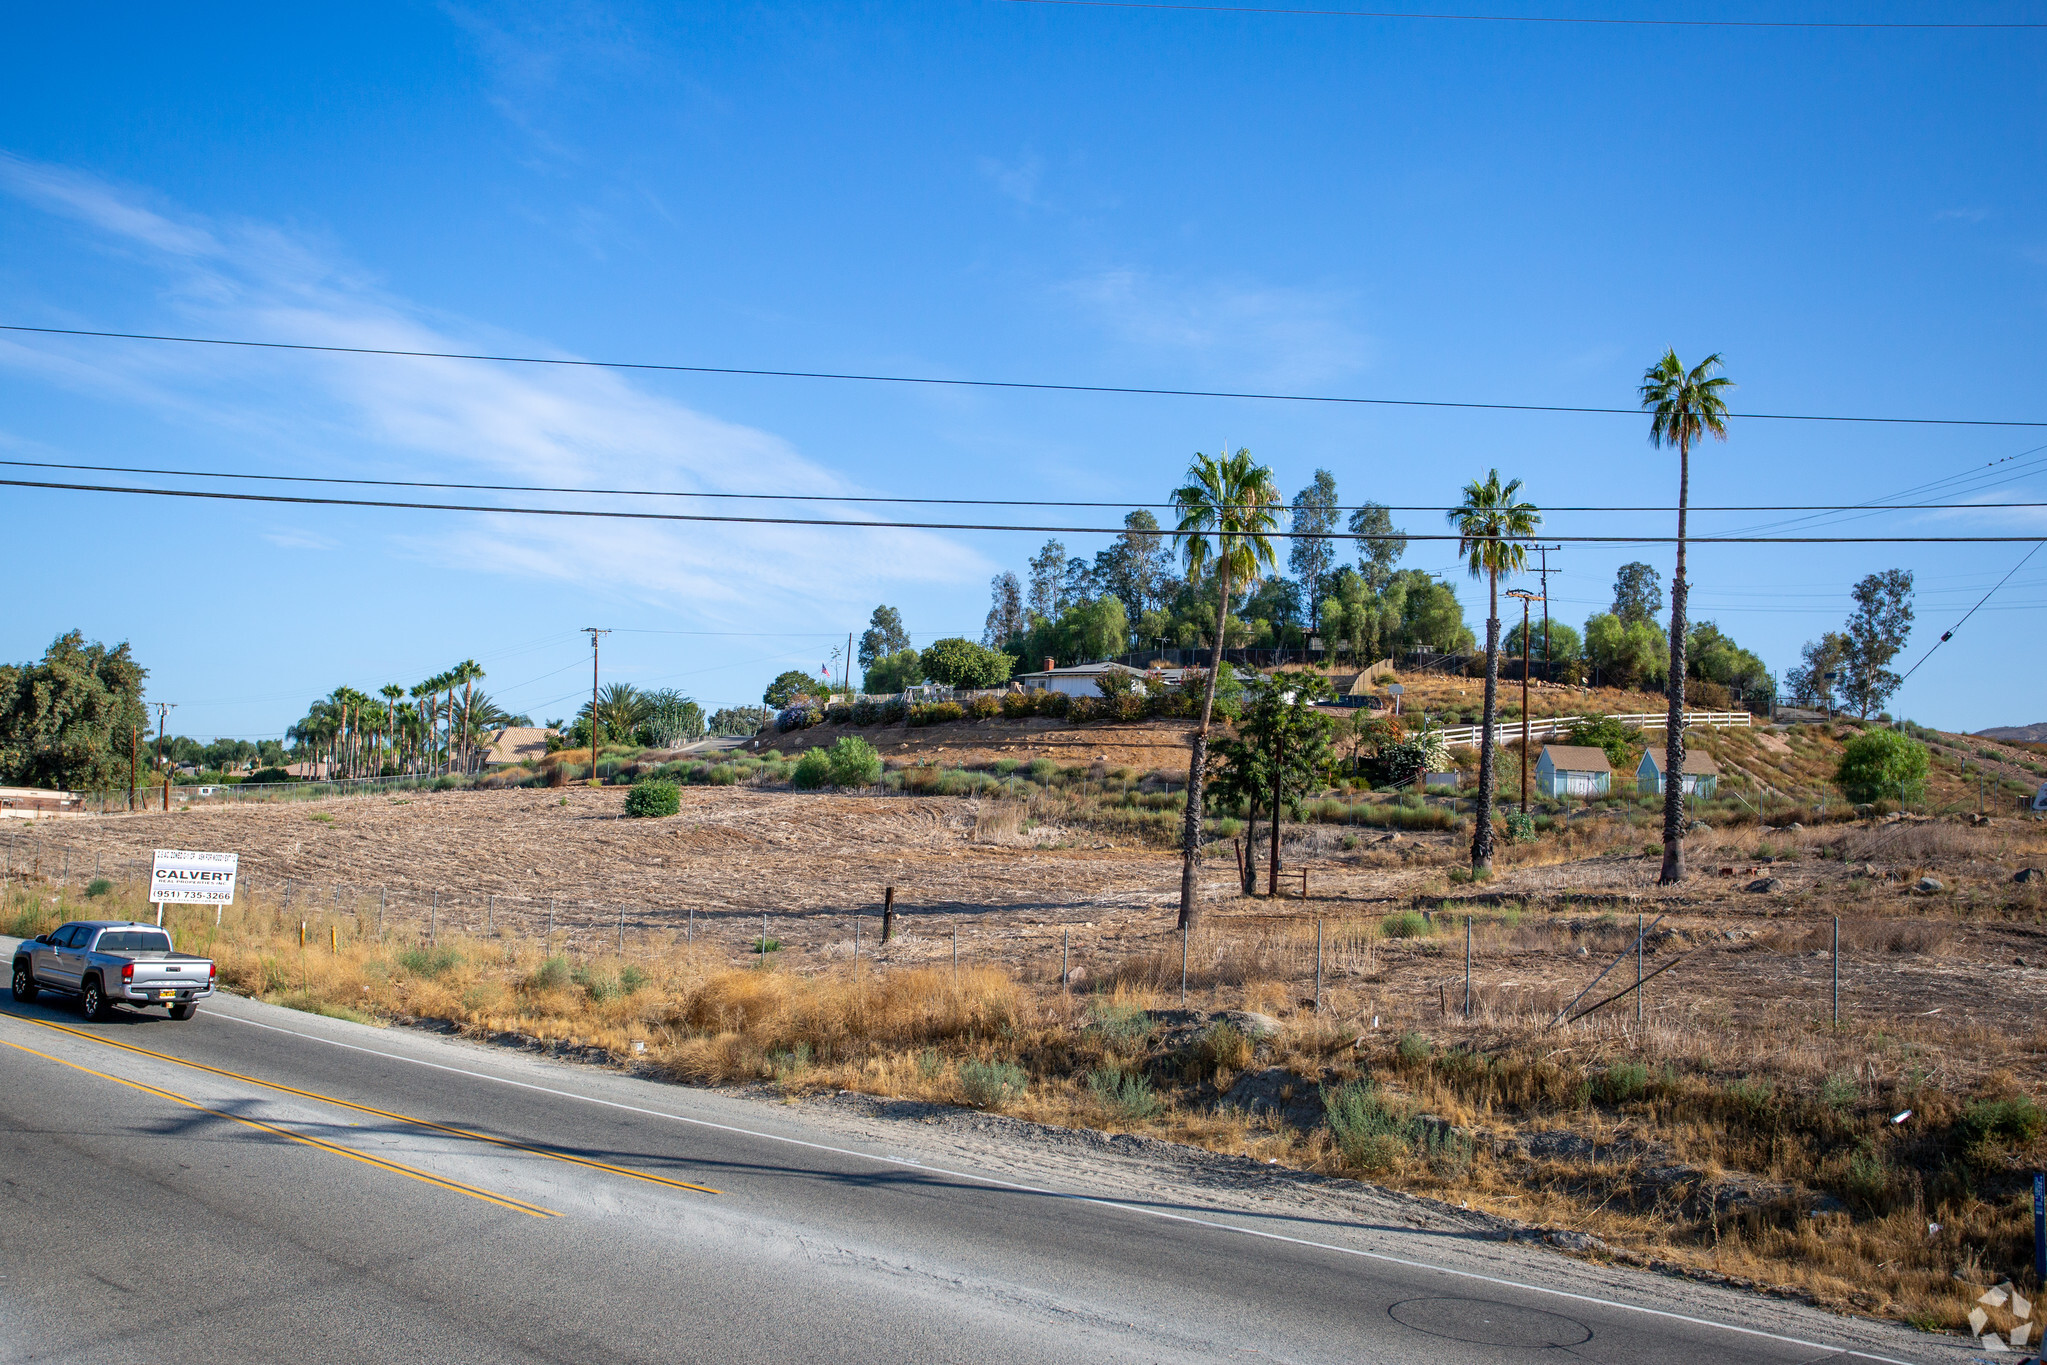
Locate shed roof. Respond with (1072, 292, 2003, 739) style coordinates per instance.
(1539, 744, 1612, 772)
(1012, 661, 1148, 681)
(486, 726, 556, 766)
(1639, 749, 1722, 776)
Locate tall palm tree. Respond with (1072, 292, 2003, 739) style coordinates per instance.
(379, 684, 405, 774)
(453, 660, 485, 772)
(1171, 445, 1282, 930)
(1449, 470, 1541, 875)
(1640, 350, 1733, 885)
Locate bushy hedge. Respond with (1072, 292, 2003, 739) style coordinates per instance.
(791, 737, 881, 789)
(623, 778, 681, 818)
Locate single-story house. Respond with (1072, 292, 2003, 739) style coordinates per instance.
(485, 726, 558, 767)
(283, 760, 333, 780)
(1636, 749, 1721, 796)
(1012, 660, 1152, 699)
(1536, 744, 1612, 798)
(0, 787, 82, 816)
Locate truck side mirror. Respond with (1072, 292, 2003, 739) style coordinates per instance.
(34, 934, 50, 944)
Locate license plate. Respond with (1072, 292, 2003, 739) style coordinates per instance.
(158, 989, 176, 999)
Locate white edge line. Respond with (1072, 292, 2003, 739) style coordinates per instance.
(202, 1007, 1929, 1365)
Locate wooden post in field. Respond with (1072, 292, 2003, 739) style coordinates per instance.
(617, 905, 625, 952)
(331, 924, 337, 954)
(1062, 928, 1070, 992)
(1637, 912, 1644, 1026)
(378, 887, 385, 937)
(1314, 918, 1323, 1013)
(430, 891, 438, 945)
(882, 886, 896, 943)
(1180, 920, 1188, 1006)
(1464, 917, 1472, 1018)
(1833, 915, 1840, 1026)
(688, 905, 694, 942)
(487, 894, 494, 934)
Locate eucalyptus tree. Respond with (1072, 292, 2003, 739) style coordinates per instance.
(1171, 445, 1283, 930)
(1449, 469, 1541, 875)
(1639, 350, 1732, 885)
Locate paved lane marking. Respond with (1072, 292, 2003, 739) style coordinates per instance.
(208, 1008, 1928, 1365)
(0, 1036, 559, 1219)
(28, 1017, 721, 1197)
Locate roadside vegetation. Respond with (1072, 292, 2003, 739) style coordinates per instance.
(7, 845, 2045, 1340)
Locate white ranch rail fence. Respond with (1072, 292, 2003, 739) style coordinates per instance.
(1425, 710, 1752, 752)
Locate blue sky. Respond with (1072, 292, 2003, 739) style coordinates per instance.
(2, 2, 2042, 737)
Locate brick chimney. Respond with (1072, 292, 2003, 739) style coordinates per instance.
(1043, 657, 1056, 673)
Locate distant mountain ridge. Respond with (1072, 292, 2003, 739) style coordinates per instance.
(1975, 722, 2047, 743)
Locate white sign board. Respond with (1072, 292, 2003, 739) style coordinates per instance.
(150, 849, 239, 905)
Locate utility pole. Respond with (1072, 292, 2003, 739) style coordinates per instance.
(583, 628, 610, 786)
(128, 725, 139, 812)
(846, 630, 855, 701)
(1508, 589, 1540, 812)
(1532, 545, 1561, 684)
(153, 702, 177, 812)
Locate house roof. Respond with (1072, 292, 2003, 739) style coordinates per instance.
(1639, 749, 1722, 776)
(1539, 744, 1612, 772)
(486, 726, 557, 766)
(1013, 661, 1148, 680)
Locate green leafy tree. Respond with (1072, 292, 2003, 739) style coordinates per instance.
(1231, 673, 1335, 894)
(588, 683, 653, 748)
(1349, 501, 1408, 593)
(1092, 509, 1173, 627)
(1205, 731, 1271, 896)
(862, 648, 924, 695)
(1841, 569, 1914, 719)
(1171, 445, 1282, 929)
(1583, 613, 1668, 691)
(1567, 714, 1642, 770)
(763, 670, 816, 709)
(1289, 470, 1339, 637)
(858, 606, 911, 671)
(982, 572, 1025, 648)
(1611, 562, 1663, 625)
(709, 705, 772, 736)
(1640, 348, 1733, 885)
(1390, 571, 1474, 656)
(1836, 727, 1929, 804)
(921, 637, 1014, 689)
(0, 632, 149, 793)
(1505, 619, 1582, 668)
(1449, 470, 1541, 873)
(1685, 621, 1773, 713)
(1786, 631, 1851, 713)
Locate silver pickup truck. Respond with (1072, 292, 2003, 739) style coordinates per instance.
(11, 920, 216, 1021)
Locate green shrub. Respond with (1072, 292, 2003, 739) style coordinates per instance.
(247, 766, 294, 784)
(992, 758, 1022, 775)
(1395, 1031, 1433, 1064)
(968, 694, 1002, 720)
(1066, 696, 1107, 724)
(397, 946, 462, 979)
(1086, 1002, 1153, 1052)
(1503, 811, 1538, 843)
(791, 749, 832, 790)
(1321, 1079, 1415, 1171)
(909, 701, 965, 727)
(1837, 728, 1930, 804)
(1000, 691, 1038, 720)
(623, 778, 681, 818)
(959, 1059, 1029, 1108)
(1380, 910, 1429, 939)
(1035, 690, 1070, 719)
(1088, 1067, 1164, 1119)
(1596, 1060, 1648, 1104)
(1959, 1096, 2046, 1148)
(1027, 758, 1060, 784)
(84, 877, 114, 898)
(824, 736, 883, 788)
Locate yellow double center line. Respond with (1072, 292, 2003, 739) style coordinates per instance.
(1, 1036, 558, 1218)
(17, 1018, 722, 1205)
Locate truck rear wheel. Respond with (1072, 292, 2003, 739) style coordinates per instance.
(80, 978, 108, 1022)
(168, 1001, 196, 1022)
(10, 960, 36, 1003)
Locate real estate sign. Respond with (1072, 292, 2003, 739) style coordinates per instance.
(149, 848, 238, 905)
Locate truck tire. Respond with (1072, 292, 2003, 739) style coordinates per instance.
(10, 959, 36, 1003)
(168, 1001, 196, 1022)
(80, 977, 109, 1022)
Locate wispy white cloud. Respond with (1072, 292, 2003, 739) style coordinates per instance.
(1934, 206, 1991, 224)
(0, 151, 985, 616)
(1061, 268, 1375, 389)
(260, 527, 339, 552)
(978, 153, 1045, 208)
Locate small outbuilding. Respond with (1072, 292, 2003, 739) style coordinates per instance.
(1535, 744, 1612, 798)
(1636, 748, 1721, 796)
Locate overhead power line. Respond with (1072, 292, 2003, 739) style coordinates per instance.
(1897, 541, 2047, 687)
(998, 0, 2047, 29)
(4, 323, 2042, 429)
(1, 457, 2042, 516)
(6, 474, 2045, 544)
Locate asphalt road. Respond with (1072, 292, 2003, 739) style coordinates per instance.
(0, 946, 1964, 1364)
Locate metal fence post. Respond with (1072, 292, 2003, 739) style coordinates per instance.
(1063, 927, 1070, 993)
(1637, 912, 1644, 1025)
(378, 887, 385, 937)
(1464, 916, 1472, 1018)
(952, 924, 959, 985)
(1315, 918, 1323, 1013)
(487, 894, 494, 934)
(1180, 920, 1189, 1006)
(688, 904, 694, 943)
(617, 905, 625, 952)
(430, 891, 438, 945)
(1833, 915, 1840, 1026)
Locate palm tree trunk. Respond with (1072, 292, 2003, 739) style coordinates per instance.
(1660, 436, 1691, 885)
(1473, 568, 1500, 873)
(1178, 565, 1232, 930)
